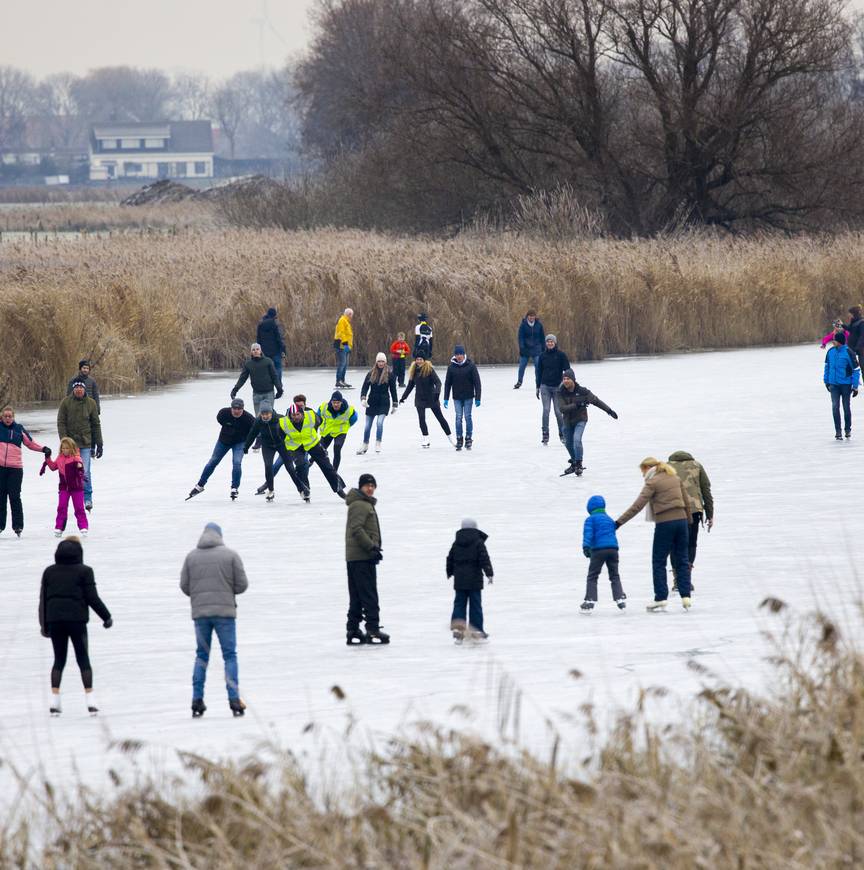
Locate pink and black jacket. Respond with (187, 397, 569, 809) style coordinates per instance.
(0, 421, 44, 469)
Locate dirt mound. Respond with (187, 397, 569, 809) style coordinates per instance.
(121, 180, 197, 206)
(194, 175, 284, 203)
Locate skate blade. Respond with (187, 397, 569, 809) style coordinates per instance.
(50, 711, 61, 717)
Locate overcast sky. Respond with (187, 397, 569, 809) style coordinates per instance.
(0, 0, 318, 80)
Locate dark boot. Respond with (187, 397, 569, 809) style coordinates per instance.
(347, 628, 368, 645)
(191, 698, 206, 718)
(455, 437, 463, 450)
(229, 698, 246, 717)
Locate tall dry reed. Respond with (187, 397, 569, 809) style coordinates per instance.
(1, 229, 861, 404)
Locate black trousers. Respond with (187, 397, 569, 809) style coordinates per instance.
(688, 512, 702, 566)
(0, 466, 24, 532)
(319, 433, 347, 472)
(417, 404, 451, 436)
(261, 443, 303, 493)
(307, 443, 344, 493)
(585, 548, 624, 601)
(346, 560, 380, 632)
(48, 621, 92, 689)
(393, 357, 406, 386)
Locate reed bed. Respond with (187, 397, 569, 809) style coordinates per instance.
(1, 228, 861, 404)
(2, 603, 862, 868)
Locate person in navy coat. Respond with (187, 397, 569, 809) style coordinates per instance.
(514, 309, 545, 389)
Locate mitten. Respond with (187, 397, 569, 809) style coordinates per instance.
(103, 618, 113, 629)
(42, 446, 52, 456)
(475, 400, 481, 408)
(583, 546, 591, 558)
(608, 410, 618, 419)
(443, 400, 449, 409)
(94, 444, 103, 459)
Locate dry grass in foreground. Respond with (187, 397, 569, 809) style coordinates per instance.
(1, 228, 861, 404)
(1, 602, 862, 868)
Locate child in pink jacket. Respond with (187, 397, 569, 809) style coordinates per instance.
(44, 437, 89, 536)
(821, 319, 850, 348)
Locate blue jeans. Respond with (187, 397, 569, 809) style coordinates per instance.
(453, 399, 473, 438)
(562, 421, 587, 463)
(198, 441, 244, 488)
(829, 383, 852, 433)
(451, 589, 484, 632)
(79, 447, 92, 502)
(336, 346, 351, 383)
(193, 616, 239, 701)
(517, 355, 539, 384)
(363, 413, 386, 443)
(652, 519, 691, 600)
(269, 354, 282, 382)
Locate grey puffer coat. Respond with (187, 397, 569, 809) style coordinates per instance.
(180, 528, 249, 619)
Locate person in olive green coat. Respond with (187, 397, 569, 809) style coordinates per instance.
(57, 382, 103, 510)
(344, 473, 389, 644)
(667, 450, 714, 571)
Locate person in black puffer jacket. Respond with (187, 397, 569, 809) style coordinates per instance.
(358, 354, 399, 454)
(256, 307, 286, 381)
(446, 518, 494, 641)
(188, 398, 255, 500)
(39, 536, 112, 715)
(535, 334, 570, 444)
(557, 369, 618, 475)
(401, 354, 452, 447)
(443, 345, 482, 450)
(243, 402, 304, 498)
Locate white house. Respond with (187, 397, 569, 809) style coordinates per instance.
(89, 121, 214, 182)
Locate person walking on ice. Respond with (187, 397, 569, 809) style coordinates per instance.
(318, 391, 357, 472)
(401, 353, 453, 448)
(390, 332, 411, 387)
(824, 331, 860, 440)
(39, 536, 112, 716)
(446, 518, 494, 643)
(57, 381, 102, 512)
(180, 522, 249, 718)
(256, 307, 286, 381)
(230, 343, 282, 416)
(345, 474, 389, 645)
(514, 309, 545, 389)
(359, 354, 399, 454)
(443, 344, 481, 450)
(334, 308, 354, 388)
(581, 496, 625, 612)
(535, 335, 569, 445)
(667, 450, 714, 589)
(558, 369, 617, 476)
(43, 437, 89, 537)
(414, 313, 433, 359)
(0, 405, 50, 538)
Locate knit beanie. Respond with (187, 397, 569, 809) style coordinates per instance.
(230, 398, 245, 409)
(251, 342, 262, 351)
(376, 352, 387, 363)
(331, 390, 344, 402)
(546, 334, 557, 344)
(562, 368, 576, 381)
(454, 344, 466, 356)
(78, 359, 90, 369)
(259, 401, 273, 414)
(71, 380, 86, 390)
(359, 473, 377, 487)
(461, 518, 478, 529)
(266, 307, 277, 317)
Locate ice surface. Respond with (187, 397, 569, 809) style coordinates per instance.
(1, 345, 860, 797)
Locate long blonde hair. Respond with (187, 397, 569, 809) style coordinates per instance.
(369, 361, 391, 384)
(58, 437, 80, 457)
(639, 456, 677, 476)
(408, 359, 434, 379)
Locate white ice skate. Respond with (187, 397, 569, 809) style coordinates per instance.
(356, 443, 369, 455)
(421, 436, 430, 449)
(265, 490, 274, 502)
(375, 441, 382, 453)
(49, 694, 62, 717)
(646, 600, 668, 612)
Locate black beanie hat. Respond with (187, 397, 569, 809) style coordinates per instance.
(834, 331, 847, 344)
(78, 359, 90, 369)
(331, 390, 344, 402)
(266, 307, 277, 317)
(358, 473, 377, 488)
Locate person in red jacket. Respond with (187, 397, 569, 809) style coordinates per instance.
(1, 405, 50, 537)
(390, 332, 412, 387)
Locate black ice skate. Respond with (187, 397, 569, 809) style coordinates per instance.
(347, 629, 369, 645)
(575, 460, 584, 477)
(580, 600, 595, 614)
(455, 437, 463, 451)
(186, 485, 204, 501)
(87, 701, 99, 716)
(366, 629, 390, 644)
(230, 488, 238, 501)
(465, 437, 473, 450)
(229, 698, 246, 717)
(255, 484, 267, 495)
(191, 699, 206, 718)
(561, 462, 576, 476)
(616, 598, 627, 610)
(541, 433, 549, 445)
(513, 381, 522, 389)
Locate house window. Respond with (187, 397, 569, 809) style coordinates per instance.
(104, 163, 116, 178)
(144, 138, 165, 148)
(121, 138, 142, 149)
(194, 161, 207, 175)
(174, 161, 188, 176)
(101, 139, 117, 150)
(124, 162, 143, 175)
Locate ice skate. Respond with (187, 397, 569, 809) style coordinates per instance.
(575, 460, 584, 477)
(229, 698, 246, 717)
(681, 597, 692, 610)
(366, 628, 390, 644)
(86, 694, 98, 716)
(541, 433, 549, 445)
(465, 437, 473, 450)
(301, 486, 311, 503)
(49, 695, 61, 717)
(835, 432, 843, 440)
(230, 487, 238, 501)
(561, 461, 576, 476)
(356, 443, 368, 455)
(513, 381, 522, 389)
(265, 489, 274, 502)
(191, 698, 206, 718)
(447, 434, 457, 447)
(452, 628, 464, 645)
(646, 600, 668, 612)
(54, 528, 62, 537)
(186, 484, 204, 501)
(455, 436, 463, 451)
(616, 598, 627, 610)
(580, 600, 595, 613)
(846, 430, 852, 439)
(467, 630, 489, 643)
(255, 484, 267, 495)
(421, 436, 430, 449)
(347, 628, 368, 645)
(13, 529, 21, 538)
(80, 528, 88, 538)
(375, 441, 382, 453)
(84, 500, 92, 511)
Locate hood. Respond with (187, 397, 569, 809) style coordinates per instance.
(346, 488, 376, 507)
(196, 528, 224, 549)
(586, 495, 606, 514)
(55, 538, 83, 564)
(450, 356, 471, 366)
(668, 451, 694, 462)
(454, 527, 487, 545)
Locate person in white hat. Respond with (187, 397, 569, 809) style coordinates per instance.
(358, 353, 398, 454)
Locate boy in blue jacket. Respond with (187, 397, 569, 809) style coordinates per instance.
(824, 331, 860, 439)
(581, 495, 626, 612)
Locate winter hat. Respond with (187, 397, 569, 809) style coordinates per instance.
(358, 473, 377, 488)
(78, 359, 90, 369)
(461, 518, 478, 529)
(834, 331, 847, 344)
(251, 342, 262, 351)
(454, 344, 465, 356)
(376, 352, 387, 363)
(204, 521, 222, 536)
(331, 390, 344, 403)
(288, 403, 303, 417)
(545, 334, 557, 344)
(259, 401, 273, 414)
(562, 368, 576, 381)
(586, 495, 606, 513)
(230, 398, 245, 409)
(266, 307, 277, 317)
(71, 380, 86, 390)
(418, 312, 428, 320)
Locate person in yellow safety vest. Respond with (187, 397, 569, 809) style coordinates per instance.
(318, 391, 358, 473)
(279, 404, 346, 501)
(333, 308, 354, 389)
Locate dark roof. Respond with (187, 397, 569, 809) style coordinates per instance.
(89, 120, 213, 153)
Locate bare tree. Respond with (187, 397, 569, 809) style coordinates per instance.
(70, 66, 172, 122)
(36, 72, 86, 151)
(212, 75, 252, 159)
(170, 72, 212, 119)
(0, 66, 37, 155)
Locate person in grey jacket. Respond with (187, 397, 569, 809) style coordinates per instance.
(180, 522, 249, 718)
(230, 343, 283, 414)
(66, 360, 101, 414)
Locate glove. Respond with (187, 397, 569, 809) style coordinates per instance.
(855, 390, 860, 398)
(371, 546, 383, 562)
(443, 400, 449, 409)
(535, 388, 540, 399)
(583, 546, 591, 558)
(275, 389, 283, 399)
(608, 410, 618, 419)
(826, 383, 831, 392)
(103, 618, 113, 629)
(243, 447, 249, 454)
(475, 400, 481, 408)
(94, 444, 103, 459)
(333, 339, 341, 350)
(706, 518, 714, 530)
(42, 446, 51, 456)
(231, 390, 237, 399)
(390, 403, 398, 415)
(614, 520, 622, 529)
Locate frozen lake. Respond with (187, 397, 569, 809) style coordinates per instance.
(1, 344, 860, 797)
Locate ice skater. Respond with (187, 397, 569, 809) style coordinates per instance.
(535, 335, 569, 445)
(557, 369, 617, 476)
(390, 332, 411, 387)
(39, 536, 112, 716)
(318, 391, 358, 472)
(581, 496, 625, 612)
(443, 344, 481, 450)
(514, 308, 545, 389)
(446, 518, 494, 642)
(230, 343, 283, 415)
(414, 313, 433, 359)
(667, 451, 714, 589)
(358, 353, 399, 454)
(824, 331, 860, 440)
(0, 404, 50, 537)
(43, 437, 89, 537)
(243, 402, 305, 502)
(401, 353, 453, 448)
(279, 403, 346, 500)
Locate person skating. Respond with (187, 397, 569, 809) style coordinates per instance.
(824, 331, 860, 439)
(515, 309, 545, 389)
(187, 398, 255, 501)
(615, 458, 694, 611)
(581, 495, 625, 612)
(535, 335, 569, 445)
(0, 405, 50, 537)
(43, 438, 89, 537)
(279, 403, 346, 500)
(401, 353, 453, 448)
(334, 307, 354, 387)
(667, 450, 715, 591)
(446, 518, 494, 643)
(180, 522, 249, 718)
(39, 536, 112, 716)
(256, 307, 286, 381)
(557, 369, 617, 475)
(821, 318, 848, 349)
(359, 354, 399, 454)
(414, 313, 433, 359)
(345, 473, 388, 644)
(443, 345, 482, 450)
(230, 343, 283, 416)
(65, 359, 101, 413)
(57, 381, 102, 512)
(845, 306, 864, 367)
(242, 402, 304, 502)
(318, 390, 358, 472)
(390, 332, 411, 387)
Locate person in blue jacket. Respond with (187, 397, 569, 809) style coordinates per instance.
(514, 309, 545, 389)
(581, 495, 626, 612)
(824, 331, 860, 440)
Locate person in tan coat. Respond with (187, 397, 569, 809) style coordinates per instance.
(615, 457, 693, 611)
